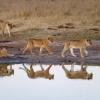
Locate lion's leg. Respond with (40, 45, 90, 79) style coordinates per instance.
(30, 64, 35, 73)
(20, 64, 29, 72)
(81, 62, 88, 72)
(84, 48, 88, 56)
(61, 44, 68, 58)
(22, 64, 32, 76)
(81, 66, 87, 72)
(28, 47, 33, 54)
(70, 62, 75, 72)
(40, 64, 44, 71)
(23, 46, 28, 54)
(45, 64, 52, 72)
(45, 46, 52, 54)
(23, 45, 33, 54)
(80, 48, 84, 58)
(62, 63, 69, 74)
(2, 27, 5, 36)
(23, 48, 26, 54)
(70, 48, 76, 57)
(6, 24, 11, 37)
(39, 47, 43, 54)
(22, 64, 28, 70)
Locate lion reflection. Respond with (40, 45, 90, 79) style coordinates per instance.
(62, 62, 93, 80)
(0, 64, 14, 77)
(20, 64, 54, 80)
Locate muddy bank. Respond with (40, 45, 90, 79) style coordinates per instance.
(0, 24, 100, 65)
(0, 40, 100, 66)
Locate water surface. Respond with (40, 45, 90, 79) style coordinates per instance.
(0, 64, 100, 100)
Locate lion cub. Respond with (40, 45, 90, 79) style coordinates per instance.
(23, 36, 53, 54)
(20, 64, 54, 80)
(0, 20, 15, 37)
(61, 39, 92, 58)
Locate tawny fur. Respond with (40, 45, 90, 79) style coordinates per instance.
(62, 63, 93, 80)
(20, 64, 54, 80)
(61, 39, 92, 58)
(23, 36, 53, 54)
(0, 20, 15, 37)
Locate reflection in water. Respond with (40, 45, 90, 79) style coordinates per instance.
(0, 62, 94, 80)
(0, 63, 100, 100)
(0, 64, 14, 77)
(19, 64, 54, 80)
(62, 62, 93, 80)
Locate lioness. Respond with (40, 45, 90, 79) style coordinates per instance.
(62, 63, 93, 80)
(23, 36, 53, 54)
(19, 64, 54, 80)
(0, 20, 15, 37)
(61, 39, 92, 58)
(0, 64, 14, 77)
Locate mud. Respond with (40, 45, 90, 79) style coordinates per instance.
(0, 24, 100, 65)
(0, 40, 100, 66)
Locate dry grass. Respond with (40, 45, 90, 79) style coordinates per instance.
(0, 0, 99, 41)
(0, 0, 99, 25)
